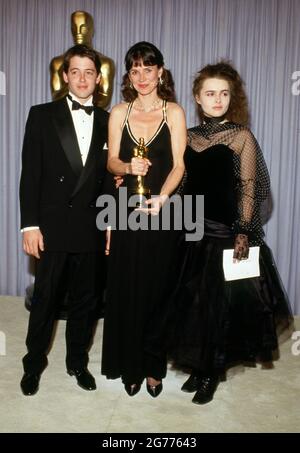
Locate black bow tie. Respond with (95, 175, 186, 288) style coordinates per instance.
(67, 95, 94, 115)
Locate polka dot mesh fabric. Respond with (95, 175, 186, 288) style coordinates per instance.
(187, 121, 271, 245)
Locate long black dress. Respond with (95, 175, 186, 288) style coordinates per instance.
(170, 120, 293, 373)
(102, 101, 178, 384)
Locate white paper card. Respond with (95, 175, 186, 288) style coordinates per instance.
(223, 246, 260, 281)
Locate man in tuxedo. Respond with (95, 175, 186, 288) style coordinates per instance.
(19, 44, 109, 395)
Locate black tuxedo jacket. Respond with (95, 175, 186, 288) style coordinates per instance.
(20, 97, 109, 252)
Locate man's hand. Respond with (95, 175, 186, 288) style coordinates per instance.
(23, 229, 44, 259)
(114, 175, 123, 189)
(105, 227, 111, 256)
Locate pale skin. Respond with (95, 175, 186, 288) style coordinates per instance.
(107, 62, 186, 388)
(23, 230, 45, 259)
(195, 77, 231, 118)
(23, 56, 101, 259)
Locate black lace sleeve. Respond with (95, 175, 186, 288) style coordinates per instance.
(232, 129, 270, 243)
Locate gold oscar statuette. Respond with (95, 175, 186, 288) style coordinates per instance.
(131, 138, 151, 208)
(49, 10, 115, 110)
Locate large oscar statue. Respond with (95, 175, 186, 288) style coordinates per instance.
(130, 138, 151, 208)
(50, 10, 115, 109)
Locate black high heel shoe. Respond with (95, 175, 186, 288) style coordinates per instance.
(146, 382, 163, 398)
(124, 383, 141, 397)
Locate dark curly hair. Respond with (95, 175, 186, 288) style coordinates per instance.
(193, 60, 249, 125)
(121, 41, 176, 102)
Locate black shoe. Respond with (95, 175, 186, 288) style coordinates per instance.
(124, 383, 141, 397)
(67, 368, 96, 391)
(146, 382, 163, 398)
(20, 373, 40, 396)
(181, 374, 203, 393)
(192, 375, 219, 405)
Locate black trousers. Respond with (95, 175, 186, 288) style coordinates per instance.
(23, 251, 103, 374)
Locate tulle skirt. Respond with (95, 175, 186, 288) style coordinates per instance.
(168, 221, 293, 372)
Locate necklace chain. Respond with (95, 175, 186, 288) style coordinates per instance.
(134, 98, 161, 113)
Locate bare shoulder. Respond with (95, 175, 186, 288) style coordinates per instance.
(109, 102, 128, 125)
(110, 102, 128, 116)
(166, 101, 186, 123)
(167, 101, 185, 115)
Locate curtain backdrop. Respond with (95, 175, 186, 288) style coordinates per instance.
(0, 0, 299, 313)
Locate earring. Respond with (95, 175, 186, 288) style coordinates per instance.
(129, 82, 133, 89)
(159, 77, 163, 86)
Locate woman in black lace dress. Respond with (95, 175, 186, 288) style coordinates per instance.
(170, 61, 293, 405)
(101, 42, 186, 397)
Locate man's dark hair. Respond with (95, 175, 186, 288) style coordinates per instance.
(63, 44, 101, 74)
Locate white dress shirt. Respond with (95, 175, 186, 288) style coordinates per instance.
(66, 92, 94, 166)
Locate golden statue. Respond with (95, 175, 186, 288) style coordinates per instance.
(131, 138, 151, 208)
(50, 10, 115, 109)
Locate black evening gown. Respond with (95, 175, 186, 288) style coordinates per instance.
(102, 101, 179, 384)
(169, 122, 293, 373)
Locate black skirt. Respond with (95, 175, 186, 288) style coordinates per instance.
(168, 220, 293, 372)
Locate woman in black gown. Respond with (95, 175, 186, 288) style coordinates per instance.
(170, 61, 293, 405)
(101, 42, 186, 397)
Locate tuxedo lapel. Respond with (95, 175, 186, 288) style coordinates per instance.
(51, 98, 83, 177)
(70, 108, 107, 198)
